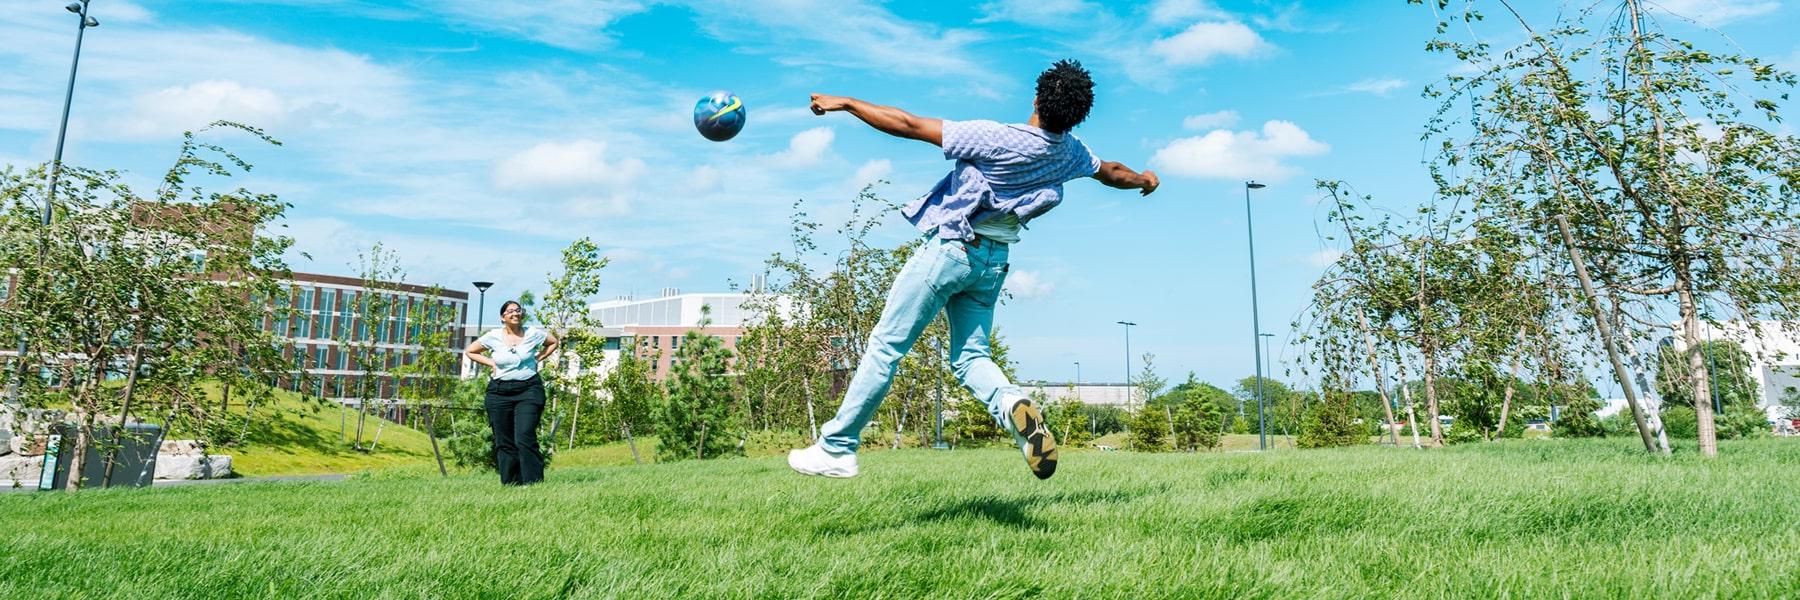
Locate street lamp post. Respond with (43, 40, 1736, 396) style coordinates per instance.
(6, 1, 99, 408)
(1074, 361, 1081, 386)
(1117, 321, 1136, 406)
(470, 281, 493, 376)
(1245, 181, 1268, 451)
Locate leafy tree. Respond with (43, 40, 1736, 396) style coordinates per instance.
(600, 349, 660, 463)
(1553, 395, 1606, 438)
(535, 238, 609, 449)
(1126, 403, 1171, 452)
(0, 122, 295, 485)
(1654, 340, 1757, 411)
(1298, 390, 1366, 449)
(1168, 375, 1227, 451)
(1417, 0, 1800, 456)
(658, 310, 739, 461)
(338, 243, 405, 451)
(1043, 389, 1092, 448)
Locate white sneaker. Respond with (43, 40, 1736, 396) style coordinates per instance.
(787, 444, 859, 478)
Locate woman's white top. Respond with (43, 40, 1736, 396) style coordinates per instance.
(479, 326, 548, 381)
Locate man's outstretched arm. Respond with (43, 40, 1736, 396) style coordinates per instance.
(1093, 161, 1160, 196)
(811, 93, 943, 146)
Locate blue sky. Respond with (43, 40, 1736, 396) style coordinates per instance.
(3, 0, 1797, 389)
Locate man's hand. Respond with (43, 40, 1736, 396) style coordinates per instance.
(1139, 170, 1159, 196)
(810, 93, 853, 115)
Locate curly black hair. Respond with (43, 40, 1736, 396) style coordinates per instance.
(1034, 59, 1094, 134)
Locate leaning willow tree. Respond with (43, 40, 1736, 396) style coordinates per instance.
(1414, 0, 1800, 456)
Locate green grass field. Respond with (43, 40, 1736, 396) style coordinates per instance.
(4, 437, 1797, 598)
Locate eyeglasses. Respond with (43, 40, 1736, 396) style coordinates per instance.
(503, 308, 525, 315)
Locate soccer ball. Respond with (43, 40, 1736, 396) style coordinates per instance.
(693, 91, 746, 142)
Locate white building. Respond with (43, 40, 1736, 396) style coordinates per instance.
(1019, 382, 1143, 408)
(460, 289, 775, 382)
(1664, 320, 1800, 420)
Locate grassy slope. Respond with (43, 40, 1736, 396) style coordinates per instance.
(4, 438, 1798, 598)
(201, 385, 444, 477)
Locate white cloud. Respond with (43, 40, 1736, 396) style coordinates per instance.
(1004, 270, 1054, 300)
(1149, 120, 1329, 181)
(1344, 77, 1408, 96)
(1148, 21, 1269, 67)
(97, 1, 156, 24)
(1149, 0, 1229, 25)
(770, 127, 835, 168)
(977, 0, 1101, 28)
(493, 140, 647, 193)
(849, 159, 892, 188)
(1650, 0, 1780, 26)
(679, 0, 995, 80)
(428, 0, 649, 50)
(118, 81, 290, 138)
(1305, 249, 1344, 267)
(1182, 110, 1240, 131)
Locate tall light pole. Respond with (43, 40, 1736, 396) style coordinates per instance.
(1245, 181, 1268, 450)
(470, 281, 493, 376)
(6, 1, 99, 408)
(472, 281, 494, 339)
(1117, 321, 1136, 406)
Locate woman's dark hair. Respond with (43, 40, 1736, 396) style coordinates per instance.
(1034, 59, 1095, 134)
(500, 300, 523, 317)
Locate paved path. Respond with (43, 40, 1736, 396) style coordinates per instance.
(2, 473, 348, 493)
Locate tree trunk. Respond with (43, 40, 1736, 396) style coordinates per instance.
(1676, 271, 1719, 457)
(567, 391, 583, 450)
(1496, 329, 1523, 439)
(623, 422, 641, 464)
(803, 371, 819, 442)
(1394, 352, 1423, 449)
(1357, 312, 1402, 447)
(1421, 338, 1445, 447)
(1555, 215, 1661, 453)
(102, 345, 146, 488)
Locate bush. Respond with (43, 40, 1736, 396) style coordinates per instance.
(1658, 404, 1769, 440)
(1297, 393, 1364, 449)
(1661, 406, 1698, 439)
(1127, 406, 1172, 452)
(1719, 404, 1770, 439)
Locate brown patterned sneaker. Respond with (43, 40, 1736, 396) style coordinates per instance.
(1010, 399, 1058, 480)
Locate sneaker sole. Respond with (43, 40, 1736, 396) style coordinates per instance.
(1011, 400, 1058, 480)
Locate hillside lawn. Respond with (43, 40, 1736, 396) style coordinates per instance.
(3, 437, 1797, 598)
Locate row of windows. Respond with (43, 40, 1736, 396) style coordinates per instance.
(281, 343, 455, 375)
(268, 285, 463, 348)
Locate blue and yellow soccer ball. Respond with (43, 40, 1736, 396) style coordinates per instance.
(693, 91, 746, 142)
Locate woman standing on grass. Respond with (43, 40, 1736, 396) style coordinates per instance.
(463, 300, 558, 485)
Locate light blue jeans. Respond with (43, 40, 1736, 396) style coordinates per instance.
(818, 235, 1025, 453)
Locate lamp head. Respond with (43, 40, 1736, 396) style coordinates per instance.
(84, 16, 98, 27)
(66, 3, 82, 13)
(1246, 181, 1266, 190)
(472, 281, 494, 292)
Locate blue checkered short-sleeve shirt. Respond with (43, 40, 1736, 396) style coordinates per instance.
(901, 119, 1102, 241)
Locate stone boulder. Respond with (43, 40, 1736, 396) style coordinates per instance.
(154, 454, 232, 480)
(0, 455, 41, 487)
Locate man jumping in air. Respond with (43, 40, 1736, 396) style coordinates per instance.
(790, 59, 1160, 480)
